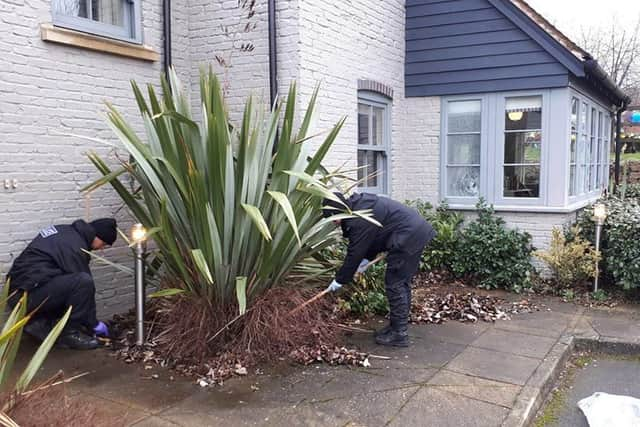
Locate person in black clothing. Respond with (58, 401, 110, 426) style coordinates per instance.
(322, 193, 435, 347)
(6, 218, 118, 350)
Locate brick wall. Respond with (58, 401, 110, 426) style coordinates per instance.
(0, 0, 191, 316)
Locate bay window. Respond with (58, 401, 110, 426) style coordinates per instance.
(441, 88, 612, 211)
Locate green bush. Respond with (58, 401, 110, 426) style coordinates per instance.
(451, 200, 534, 292)
(535, 226, 599, 289)
(405, 200, 463, 272)
(337, 260, 389, 316)
(576, 197, 640, 290)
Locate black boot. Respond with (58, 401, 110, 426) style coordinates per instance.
(24, 317, 52, 342)
(375, 328, 409, 347)
(374, 323, 392, 338)
(56, 329, 100, 350)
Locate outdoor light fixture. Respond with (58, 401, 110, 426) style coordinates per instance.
(508, 111, 524, 121)
(131, 223, 147, 346)
(592, 204, 607, 293)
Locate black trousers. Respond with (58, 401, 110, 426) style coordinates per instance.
(384, 226, 433, 332)
(9, 272, 98, 331)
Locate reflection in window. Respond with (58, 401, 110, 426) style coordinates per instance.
(446, 100, 481, 197)
(54, 0, 125, 27)
(503, 96, 541, 198)
(569, 98, 578, 196)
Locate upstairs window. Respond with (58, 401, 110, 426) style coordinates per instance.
(52, 0, 142, 43)
(357, 92, 390, 194)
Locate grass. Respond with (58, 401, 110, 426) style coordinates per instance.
(621, 152, 640, 162)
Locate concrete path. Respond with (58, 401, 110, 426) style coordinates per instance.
(23, 298, 640, 426)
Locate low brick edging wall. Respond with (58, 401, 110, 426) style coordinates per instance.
(610, 160, 640, 184)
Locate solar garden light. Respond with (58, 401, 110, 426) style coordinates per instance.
(131, 223, 147, 346)
(592, 203, 607, 292)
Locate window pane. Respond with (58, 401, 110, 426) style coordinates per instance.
(571, 98, 578, 133)
(503, 166, 540, 198)
(358, 104, 370, 145)
(54, 0, 125, 26)
(372, 106, 384, 146)
(570, 133, 577, 163)
(92, 0, 124, 25)
(570, 165, 576, 196)
(447, 166, 480, 197)
(504, 132, 541, 164)
(447, 134, 480, 164)
(448, 100, 481, 133)
(505, 96, 542, 130)
(357, 150, 384, 188)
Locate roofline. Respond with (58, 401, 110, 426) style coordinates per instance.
(488, 0, 629, 107)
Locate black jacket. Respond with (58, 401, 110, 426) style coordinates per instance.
(7, 220, 96, 291)
(335, 193, 435, 284)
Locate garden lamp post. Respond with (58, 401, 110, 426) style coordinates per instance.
(131, 223, 147, 346)
(593, 204, 607, 292)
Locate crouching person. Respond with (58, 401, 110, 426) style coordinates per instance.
(322, 193, 435, 347)
(6, 218, 117, 350)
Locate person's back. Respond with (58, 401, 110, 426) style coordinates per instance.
(8, 220, 94, 293)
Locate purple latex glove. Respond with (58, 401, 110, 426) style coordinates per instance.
(93, 321, 109, 337)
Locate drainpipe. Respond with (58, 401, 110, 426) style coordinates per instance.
(614, 101, 629, 188)
(268, 0, 277, 108)
(163, 0, 172, 81)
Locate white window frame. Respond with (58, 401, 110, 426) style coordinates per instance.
(52, 0, 142, 44)
(440, 95, 487, 205)
(567, 89, 612, 203)
(357, 91, 391, 195)
(441, 90, 550, 208)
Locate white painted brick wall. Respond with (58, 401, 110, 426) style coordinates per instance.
(0, 0, 191, 316)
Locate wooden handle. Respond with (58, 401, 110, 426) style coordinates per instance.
(288, 289, 330, 315)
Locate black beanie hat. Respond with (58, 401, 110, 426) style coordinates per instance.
(321, 192, 348, 218)
(90, 218, 118, 245)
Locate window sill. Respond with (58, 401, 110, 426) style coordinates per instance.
(447, 198, 597, 214)
(40, 23, 159, 62)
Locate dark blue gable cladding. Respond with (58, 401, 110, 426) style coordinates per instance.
(405, 0, 569, 97)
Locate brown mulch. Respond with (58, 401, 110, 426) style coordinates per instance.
(109, 287, 369, 386)
(2, 373, 118, 427)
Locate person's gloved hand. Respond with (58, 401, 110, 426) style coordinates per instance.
(326, 280, 342, 293)
(93, 321, 109, 337)
(356, 258, 370, 274)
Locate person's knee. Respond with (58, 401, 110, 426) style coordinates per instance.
(73, 273, 95, 294)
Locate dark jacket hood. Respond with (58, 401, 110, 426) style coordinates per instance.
(72, 220, 96, 247)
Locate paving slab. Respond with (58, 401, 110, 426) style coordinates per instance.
(411, 321, 491, 346)
(131, 416, 181, 426)
(427, 369, 521, 408)
(588, 316, 640, 343)
(447, 347, 542, 386)
(74, 392, 150, 426)
(494, 312, 572, 338)
(310, 387, 420, 426)
(471, 329, 556, 359)
(389, 387, 509, 427)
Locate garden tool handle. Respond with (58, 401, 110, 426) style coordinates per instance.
(288, 289, 330, 316)
(357, 253, 386, 275)
(288, 254, 386, 316)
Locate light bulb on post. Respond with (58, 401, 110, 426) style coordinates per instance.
(131, 222, 147, 346)
(131, 223, 147, 243)
(593, 203, 607, 225)
(592, 203, 607, 293)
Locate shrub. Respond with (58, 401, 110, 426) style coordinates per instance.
(85, 69, 374, 309)
(0, 280, 70, 419)
(405, 200, 463, 272)
(337, 260, 389, 316)
(534, 226, 599, 289)
(576, 197, 640, 290)
(451, 200, 534, 292)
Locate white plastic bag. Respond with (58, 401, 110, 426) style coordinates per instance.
(578, 392, 640, 427)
